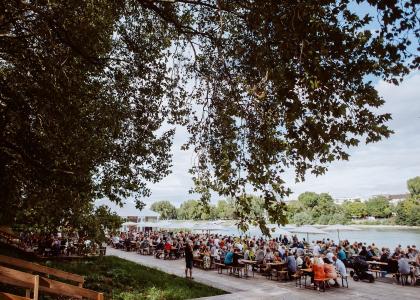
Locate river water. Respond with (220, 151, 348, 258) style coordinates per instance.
(210, 225, 420, 248)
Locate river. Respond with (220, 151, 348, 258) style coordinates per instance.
(210, 225, 420, 248)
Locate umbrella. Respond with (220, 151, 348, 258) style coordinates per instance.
(323, 224, 361, 241)
(289, 225, 326, 241)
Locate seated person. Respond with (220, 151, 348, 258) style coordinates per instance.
(312, 260, 326, 287)
(398, 253, 414, 284)
(232, 248, 241, 267)
(224, 248, 234, 266)
(255, 246, 265, 264)
(323, 258, 340, 287)
(337, 246, 346, 261)
(296, 255, 303, 268)
(286, 251, 297, 279)
(332, 255, 347, 277)
(265, 248, 274, 262)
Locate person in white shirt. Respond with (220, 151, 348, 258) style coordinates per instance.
(333, 256, 347, 277)
(313, 242, 321, 256)
(326, 251, 334, 263)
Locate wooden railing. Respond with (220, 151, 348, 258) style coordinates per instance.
(0, 266, 39, 300)
(0, 256, 103, 300)
(0, 255, 84, 286)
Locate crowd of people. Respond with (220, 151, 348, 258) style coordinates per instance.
(5, 231, 104, 257)
(109, 230, 420, 286)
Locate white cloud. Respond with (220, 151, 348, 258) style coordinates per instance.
(285, 73, 420, 199)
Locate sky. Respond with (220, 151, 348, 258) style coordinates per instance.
(100, 72, 420, 215)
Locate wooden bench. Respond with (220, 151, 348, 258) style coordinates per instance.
(193, 258, 203, 269)
(314, 277, 333, 292)
(0, 266, 39, 300)
(215, 263, 231, 274)
(0, 256, 103, 300)
(230, 265, 245, 278)
(0, 292, 31, 300)
(272, 269, 288, 281)
(369, 268, 382, 278)
(0, 255, 84, 287)
(154, 250, 163, 259)
(292, 273, 303, 287)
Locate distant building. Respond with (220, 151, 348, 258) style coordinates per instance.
(333, 197, 365, 205)
(373, 193, 409, 206)
(121, 208, 161, 232)
(124, 208, 160, 223)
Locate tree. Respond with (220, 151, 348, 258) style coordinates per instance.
(215, 199, 236, 220)
(342, 200, 368, 219)
(177, 200, 202, 220)
(365, 196, 392, 218)
(407, 176, 420, 196)
(151, 201, 177, 220)
(1, 1, 418, 234)
(298, 192, 320, 209)
(395, 197, 420, 226)
(311, 193, 336, 221)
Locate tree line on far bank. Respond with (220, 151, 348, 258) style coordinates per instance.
(151, 176, 420, 226)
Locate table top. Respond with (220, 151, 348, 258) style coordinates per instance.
(367, 261, 388, 265)
(240, 259, 257, 264)
(266, 261, 286, 266)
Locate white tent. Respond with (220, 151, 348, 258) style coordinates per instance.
(323, 224, 361, 241)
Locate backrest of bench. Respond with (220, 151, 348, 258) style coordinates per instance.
(0, 266, 39, 300)
(38, 276, 103, 300)
(0, 292, 31, 300)
(0, 266, 103, 300)
(0, 255, 84, 286)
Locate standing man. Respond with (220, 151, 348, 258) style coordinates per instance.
(185, 242, 194, 279)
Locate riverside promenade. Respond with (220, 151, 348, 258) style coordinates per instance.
(107, 247, 418, 299)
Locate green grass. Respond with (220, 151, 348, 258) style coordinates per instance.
(0, 244, 226, 300)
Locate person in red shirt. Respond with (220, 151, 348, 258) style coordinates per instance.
(164, 241, 172, 259)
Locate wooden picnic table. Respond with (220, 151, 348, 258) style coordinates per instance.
(239, 259, 257, 277)
(367, 261, 388, 266)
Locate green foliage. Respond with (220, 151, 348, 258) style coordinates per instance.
(298, 192, 320, 209)
(176, 200, 202, 220)
(342, 200, 368, 219)
(150, 201, 177, 220)
(1, 0, 418, 235)
(365, 196, 392, 218)
(215, 199, 236, 220)
(407, 176, 420, 196)
(395, 196, 420, 226)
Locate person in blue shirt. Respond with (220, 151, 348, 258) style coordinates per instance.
(224, 247, 234, 266)
(337, 246, 346, 261)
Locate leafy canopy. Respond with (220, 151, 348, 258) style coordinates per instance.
(0, 0, 418, 235)
(150, 200, 177, 220)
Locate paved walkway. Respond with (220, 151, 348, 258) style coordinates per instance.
(107, 247, 419, 299)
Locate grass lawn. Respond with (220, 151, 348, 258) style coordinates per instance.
(0, 244, 226, 300)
